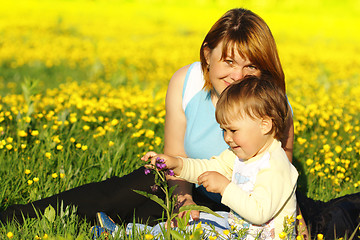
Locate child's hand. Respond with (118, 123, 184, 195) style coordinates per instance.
(141, 152, 183, 175)
(197, 171, 230, 195)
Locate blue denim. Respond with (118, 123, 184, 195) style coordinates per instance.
(126, 211, 231, 239)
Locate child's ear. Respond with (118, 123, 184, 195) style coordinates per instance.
(260, 117, 273, 135)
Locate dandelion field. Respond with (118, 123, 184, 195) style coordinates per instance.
(0, 0, 359, 238)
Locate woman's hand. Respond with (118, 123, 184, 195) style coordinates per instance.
(198, 171, 230, 195)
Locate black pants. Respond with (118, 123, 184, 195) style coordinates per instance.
(296, 191, 360, 239)
(0, 167, 228, 225)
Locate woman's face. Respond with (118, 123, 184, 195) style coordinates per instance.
(205, 41, 261, 98)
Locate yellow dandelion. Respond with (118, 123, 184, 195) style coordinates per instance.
(31, 130, 39, 136)
(335, 146, 342, 153)
(76, 143, 82, 148)
(296, 236, 303, 240)
(35, 235, 41, 240)
(196, 222, 202, 229)
(18, 130, 28, 137)
(70, 137, 76, 143)
(33, 177, 39, 182)
(7, 232, 14, 239)
(81, 145, 88, 151)
(111, 119, 119, 126)
(209, 236, 217, 240)
(137, 142, 144, 147)
(306, 158, 313, 166)
(223, 229, 230, 235)
(7, 137, 13, 143)
(317, 233, 324, 240)
(56, 145, 63, 150)
(27, 180, 33, 185)
(144, 233, 154, 240)
(83, 125, 90, 131)
(279, 232, 287, 239)
(45, 152, 51, 159)
(21, 144, 27, 149)
(60, 173, 65, 179)
(43, 233, 48, 239)
(6, 144, 12, 150)
(52, 173, 58, 179)
(25, 169, 31, 175)
(109, 141, 115, 147)
(296, 215, 303, 220)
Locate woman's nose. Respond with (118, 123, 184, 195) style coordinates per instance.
(230, 69, 244, 81)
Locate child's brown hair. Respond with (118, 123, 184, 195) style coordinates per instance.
(215, 75, 290, 140)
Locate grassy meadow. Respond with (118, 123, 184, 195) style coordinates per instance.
(0, 0, 360, 238)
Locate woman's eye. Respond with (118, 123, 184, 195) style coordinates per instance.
(225, 59, 233, 65)
(247, 65, 257, 70)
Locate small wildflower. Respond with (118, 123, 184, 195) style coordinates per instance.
(150, 184, 159, 192)
(6, 137, 13, 143)
(35, 235, 41, 240)
(18, 130, 28, 137)
(60, 173, 65, 179)
(83, 125, 90, 131)
(296, 236, 303, 240)
(25, 169, 31, 174)
(296, 215, 302, 220)
(31, 130, 39, 136)
(317, 233, 324, 240)
(209, 236, 217, 240)
(144, 168, 151, 175)
(76, 143, 82, 148)
(21, 144, 27, 149)
(223, 229, 230, 236)
(279, 231, 287, 239)
(33, 177, 39, 182)
(109, 141, 115, 147)
(7, 232, 14, 239)
(144, 233, 154, 240)
(27, 180, 33, 185)
(52, 173, 58, 179)
(70, 137, 76, 143)
(45, 152, 51, 159)
(6, 144, 12, 150)
(43, 234, 48, 239)
(81, 145, 88, 151)
(111, 119, 119, 126)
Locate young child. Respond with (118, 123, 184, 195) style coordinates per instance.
(141, 75, 298, 239)
(92, 75, 298, 239)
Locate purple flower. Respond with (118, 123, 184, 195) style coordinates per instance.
(156, 163, 166, 170)
(144, 168, 151, 175)
(166, 169, 175, 176)
(150, 184, 159, 192)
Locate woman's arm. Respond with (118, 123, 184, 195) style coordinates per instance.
(163, 64, 200, 220)
(282, 113, 294, 162)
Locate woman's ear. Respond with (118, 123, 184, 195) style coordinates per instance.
(203, 43, 211, 65)
(260, 117, 273, 135)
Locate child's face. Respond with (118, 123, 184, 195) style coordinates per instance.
(220, 114, 272, 160)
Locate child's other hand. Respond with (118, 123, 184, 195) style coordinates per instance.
(197, 171, 230, 195)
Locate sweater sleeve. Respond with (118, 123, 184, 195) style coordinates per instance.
(178, 149, 235, 183)
(221, 152, 298, 225)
